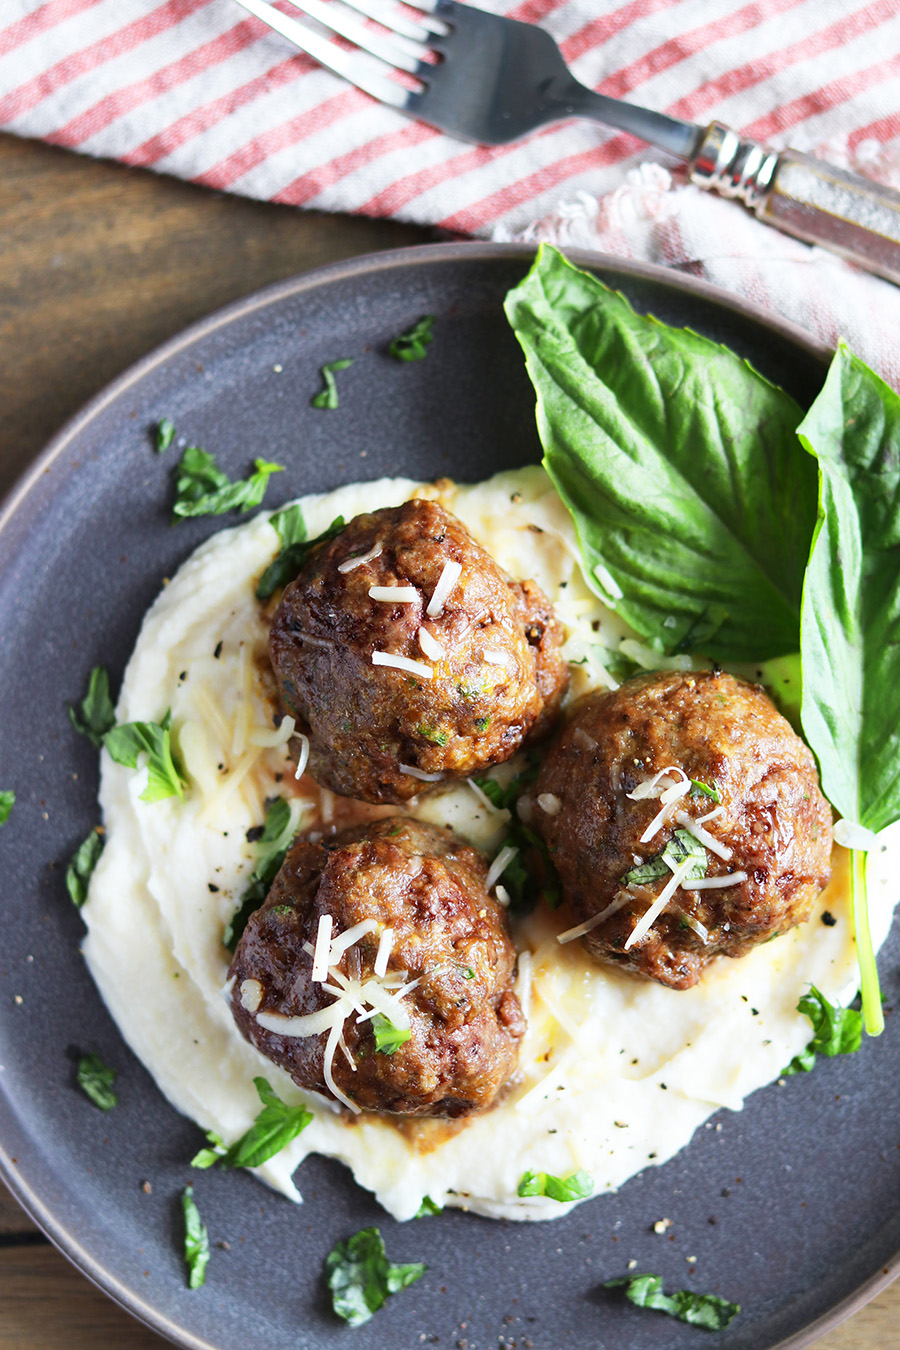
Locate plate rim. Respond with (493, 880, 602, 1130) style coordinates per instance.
(2, 239, 891, 1350)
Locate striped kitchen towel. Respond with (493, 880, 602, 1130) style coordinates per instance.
(3, 0, 900, 377)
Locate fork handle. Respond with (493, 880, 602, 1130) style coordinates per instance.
(690, 121, 900, 286)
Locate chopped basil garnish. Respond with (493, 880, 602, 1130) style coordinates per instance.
(605, 1273, 740, 1331)
(624, 828, 707, 887)
(690, 779, 720, 804)
(103, 712, 187, 804)
(172, 443, 284, 519)
(472, 762, 561, 913)
(416, 723, 449, 746)
(224, 797, 299, 950)
(783, 984, 863, 1075)
(76, 1052, 118, 1111)
(69, 666, 116, 747)
(517, 1168, 594, 1202)
(324, 1226, 425, 1327)
(66, 829, 103, 907)
(389, 315, 435, 362)
(182, 1186, 210, 1289)
(192, 1078, 313, 1170)
(415, 1196, 443, 1218)
(311, 359, 353, 410)
(257, 513, 346, 601)
(372, 1014, 411, 1055)
(154, 417, 176, 453)
(0, 790, 13, 826)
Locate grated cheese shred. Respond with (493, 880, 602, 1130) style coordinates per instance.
(426, 560, 462, 617)
(312, 914, 334, 982)
(294, 732, 310, 781)
(372, 651, 434, 679)
(337, 543, 382, 573)
(417, 627, 445, 661)
(674, 809, 733, 861)
(368, 586, 419, 603)
(624, 855, 697, 950)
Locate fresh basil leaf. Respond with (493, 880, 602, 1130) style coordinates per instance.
(154, 417, 176, 453)
(690, 780, 720, 804)
(624, 828, 707, 887)
(504, 245, 816, 662)
(182, 1186, 210, 1289)
(207, 1077, 314, 1169)
(66, 829, 103, 907)
(173, 443, 284, 519)
(257, 513, 346, 600)
(311, 359, 353, 410)
(0, 790, 13, 826)
(605, 1273, 740, 1331)
(372, 1014, 411, 1055)
(224, 797, 299, 950)
(190, 1130, 225, 1169)
(796, 342, 900, 1034)
(517, 1168, 594, 1202)
(389, 315, 435, 362)
(415, 1196, 443, 1218)
(76, 1052, 118, 1110)
(324, 1226, 425, 1327)
(103, 713, 187, 803)
(68, 666, 116, 747)
(783, 984, 863, 1075)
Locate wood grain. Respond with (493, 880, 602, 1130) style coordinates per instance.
(0, 128, 896, 1349)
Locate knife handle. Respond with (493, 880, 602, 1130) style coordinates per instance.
(690, 121, 900, 287)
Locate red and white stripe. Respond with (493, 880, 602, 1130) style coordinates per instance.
(3, 0, 900, 374)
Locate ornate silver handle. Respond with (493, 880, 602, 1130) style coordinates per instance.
(690, 121, 900, 286)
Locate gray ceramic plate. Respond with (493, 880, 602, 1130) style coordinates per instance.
(0, 243, 897, 1350)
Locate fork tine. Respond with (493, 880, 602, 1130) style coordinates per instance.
(282, 0, 430, 74)
(231, 0, 412, 107)
(337, 0, 450, 41)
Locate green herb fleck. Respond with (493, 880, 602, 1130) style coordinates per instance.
(472, 763, 561, 913)
(190, 1130, 225, 1170)
(517, 1168, 594, 1202)
(690, 779, 720, 804)
(783, 984, 863, 1075)
(154, 417, 176, 453)
(0, 790, 14, 826)
(193, 1078, 313, 1170)
(416, 724, 449, 746)
(312, 359, 353, 409)
(389, 315, 435, 362)
(182, 1186, 210, 1289)
(224, 798, 301, 950)
(624, 828, 707, 886)
(324, 1226, 425, 1327)
(415, 1196, 443, 1218)
(372, 1014, 411, 1056)
(604, 1273, 740, 1331)
(103, 712, 187, 804)
(172, 443, 284, 519)
(257, 513, 346, 601)
(474, 715, 491, 732)
(69, 666, 116, 747)
(76, 1052, 118, 1111)
(66, 829, 103, 907)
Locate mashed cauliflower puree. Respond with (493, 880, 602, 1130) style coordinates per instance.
(81, 466, 900, 1222)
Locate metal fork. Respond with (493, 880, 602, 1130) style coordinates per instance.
(232, 0, 900, 285)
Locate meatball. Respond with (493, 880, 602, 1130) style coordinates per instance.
(228, 817, 525, 1117)
(532, 669, 832, 990)
(268, 499, 568, 803)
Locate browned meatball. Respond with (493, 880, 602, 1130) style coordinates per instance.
(532, 669, 832, 990)
(228, 817, 525, 1117)
(268, 499, 568, 803)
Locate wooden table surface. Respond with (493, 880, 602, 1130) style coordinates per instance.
(0, 130, 897, 1350)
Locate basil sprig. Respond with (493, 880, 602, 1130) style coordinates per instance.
(76, 1052, 118, 1110)
(224, 797, 300, 950)
(154, 417, 176, 453)
(256, 511, 346, 601)
(69, 666, 116, 747)
(0, 790, 13, 826)
(472, 762, 561, 912)
(182, 1186, 210, 1289)
(372, 1014, 411, 1055)
(66, 829, 104, 907)
(784, 985, 863, 1075)
(624, 828, 707, 887)
(103, 712, 187, 804)
(517, 1168, 594, 1202)
(389, 315, 435, 362)
(311, 359, 353, 410)
(324, 1227, 425, 1327)
(605, 1273, 740, 1331)
(172, 444, 284, 519)
(191, 1077, 313, 1170)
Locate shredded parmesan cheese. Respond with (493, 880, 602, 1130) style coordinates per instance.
(833, 819, 879, 851)
(674, 809, 733, 861)
(483, 648, 509, 666)
(466, 778, 511, 821)
(537, 793, 561, 816)
(573, 727, 598, 752)
(368, 586, 419, 603)
(329, 918, 379, 963)
(249, 714, 296, 748)
(557, 892, 632, 944)
(426, 560, 462, 617)
(494, 884, 511, 908)
(294, 732, 310, 781)
(372, 651, 434, 679)
(681, 871, 748, 890)
(486, 845, 519, 892)
(627, 766, 691, 803)
(679, 913, 710, 943)
(624, 856, 697, 950)
(399, 763, 444, 782)
(240, 978, 263, 1012)
(373, 928, 394, 978)
(337, 543, 382, 573)
(593, 561, 623, 600)
(312, 914, 333, 982)
(417, 627, 445, 661)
